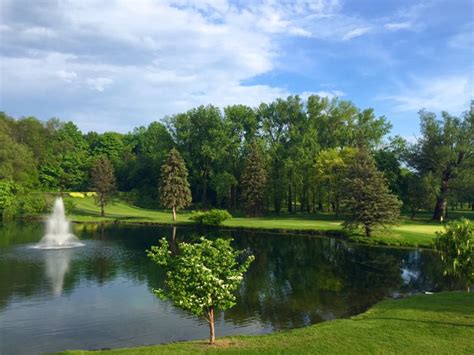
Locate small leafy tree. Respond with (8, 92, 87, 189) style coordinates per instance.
(241, 141, 267, 216)
(434, 218, 473, 292)
(90, 156, 117, 217)
(147, 237, 254, 344)
(341, 148, 402, 237)
(159, 148, 192, 221)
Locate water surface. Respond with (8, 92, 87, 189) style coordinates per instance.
(0, 222, 450, 354)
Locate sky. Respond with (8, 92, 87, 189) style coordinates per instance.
(0, 0, 472, 139)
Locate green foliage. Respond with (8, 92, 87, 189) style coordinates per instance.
(90, 156, 117, 216)
(159, 148, 192, 219)
(4, 193, 49, 217)
(63, 198, 77, 215)
(315, 148, 357, 214)
(341, 149, 402, 237)
(190, 209, 232, 226)
(241, 141, 267, 216)
(147, 237, 254, 343)
(434, 219, 473, 291)
(0, 126, 38, 187)
(408, 106, 474, 220)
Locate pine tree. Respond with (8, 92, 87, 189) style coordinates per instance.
(90, 156, 117, 217)
(341, 148, 401, 237)
(160, 148, 192, 221)
(241, 141, 267, 217)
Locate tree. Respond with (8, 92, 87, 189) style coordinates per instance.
(147, 237, 254, 344)
(434, 219, 473, 292)
(241, 141, 268, 216)
(315, 148, 356, 214)
(408, 106, 473, 220)
(159, 148, 192, 221)
(90, 156, 117, 217)
(402, 172, 436, 219)
(341, 149, 402, 237)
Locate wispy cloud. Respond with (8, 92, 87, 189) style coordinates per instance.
(342, 27, 372, 40)
(380, 75, 473, 113)
(384, 22, 412, 31)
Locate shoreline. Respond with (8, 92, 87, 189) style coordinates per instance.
(59, 291, 474, 354)
(17, 213, 437, 250)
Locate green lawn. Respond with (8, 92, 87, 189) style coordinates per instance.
(59, 292, 474, 354)
(63, 196, 472, 248)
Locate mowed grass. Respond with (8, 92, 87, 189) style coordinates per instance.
(65, 197, 471, 248)
(59, 292, 474, 355)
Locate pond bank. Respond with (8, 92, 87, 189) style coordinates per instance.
(59, 291, 474, 354)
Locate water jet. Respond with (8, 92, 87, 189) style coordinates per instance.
(33, 197, 84, 249)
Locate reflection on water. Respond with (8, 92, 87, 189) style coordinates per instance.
(44, 249, 73, 296)
(0, 222, 457, 355)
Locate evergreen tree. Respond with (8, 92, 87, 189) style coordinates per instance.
(160, 148, 192, 221)
(241, 141, 267, 217)
(341, 149, 401, 237)
(90, 156, 117, 217)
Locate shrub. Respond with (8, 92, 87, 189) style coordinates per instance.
(190, 209, 232, 226)
(433, 218, 473, 292)
(5, 194, 49, 216)
(63, 198, 77, 215)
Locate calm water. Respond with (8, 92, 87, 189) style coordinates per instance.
(0, 222, 450, 354)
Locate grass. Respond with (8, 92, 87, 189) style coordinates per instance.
(62, 197, 473, 248)
(59, 291, 474, 354)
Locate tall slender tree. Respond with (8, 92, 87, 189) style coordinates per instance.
(241, 141, 267, 217)
(160, 148, 192, 221)
(341, 149, 401, 237)
(90, 156, 117, 217)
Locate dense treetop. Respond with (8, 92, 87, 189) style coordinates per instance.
(1, 97, 472, 216)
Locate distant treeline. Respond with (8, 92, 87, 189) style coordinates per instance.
(1, 96, 473, 219)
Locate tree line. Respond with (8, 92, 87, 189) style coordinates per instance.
(0, 96, 472, 221)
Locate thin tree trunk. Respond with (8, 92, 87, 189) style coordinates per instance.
(172, 206, 176, 221)
(100, 197, 105, 217)
(208, 307, 215, 344)
(365, 225, 372, 237)
(287, 182, 292, 213)
(433, 179, 449, 221)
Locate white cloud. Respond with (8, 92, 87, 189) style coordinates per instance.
(448, 27, 473, 49)
(56, 70, 78, 83)
(342, 27, 372, 41)
(384, 22, 412, 31)
(86, 77, 113, 92)
(381, 75, 473, 113)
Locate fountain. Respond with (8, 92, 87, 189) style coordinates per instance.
(33, 197, 84, 249)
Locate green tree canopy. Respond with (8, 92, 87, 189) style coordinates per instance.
(408, 105, 473, 220)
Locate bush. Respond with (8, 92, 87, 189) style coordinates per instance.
(433, 218, 473, 292)
(63, 198, 77, 215)
(5, 194, 49, 216)
(190, 209, 232, 226)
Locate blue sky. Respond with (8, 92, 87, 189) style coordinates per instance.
(0, 0, 472, 139)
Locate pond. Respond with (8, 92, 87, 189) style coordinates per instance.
(0, 222, 450, 354)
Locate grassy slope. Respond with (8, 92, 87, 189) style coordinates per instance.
(60, 292, 474, 354)
(66, 197, 451, 248)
